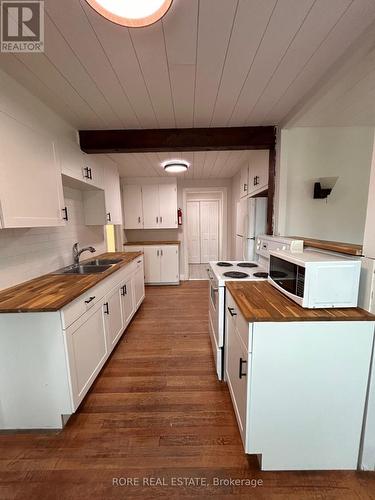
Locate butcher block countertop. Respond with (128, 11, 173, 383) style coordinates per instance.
(290, 236, 363, 256)
(124, 241, 181, 246)
(226, 281, 375, 323)
(0, 252, 142, 314)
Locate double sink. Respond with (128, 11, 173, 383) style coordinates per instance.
(52, 258, 122, 275)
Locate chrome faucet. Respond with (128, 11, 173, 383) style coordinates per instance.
(73, 242, 96, 266)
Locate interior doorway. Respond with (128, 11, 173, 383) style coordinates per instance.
(183, 188, 227, 280)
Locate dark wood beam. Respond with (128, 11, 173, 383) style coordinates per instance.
(79, 126, 276, 154)
(267, 147, 276, 235)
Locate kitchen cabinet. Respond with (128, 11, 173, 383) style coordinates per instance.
(239, 150, 269, 199)
(60, 140, 103, 190)
(240, 163, 249, 198)
(248, 150, 269, 196)
(123, 183, 177, 229)
(83, 162, 123, 226)
(225, 289, 374, 471)
(122, 185, 144, 229)
(65, 301, 108, 409)
(0, 112, 66, 228)
(142, 245, 179, 284)
(120, 277, 135, 326)
(104, 286, 124, 350)
(0, 255, 145, 429)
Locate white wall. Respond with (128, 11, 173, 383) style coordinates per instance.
(277, 127, 374, 244)
(0, 69, 106, 290)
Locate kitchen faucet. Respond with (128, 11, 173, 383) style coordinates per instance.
(72, 242, 96, 265)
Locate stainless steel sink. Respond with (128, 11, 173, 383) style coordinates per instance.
(85, 258, 122, 266)
(52, 264, 112, 275)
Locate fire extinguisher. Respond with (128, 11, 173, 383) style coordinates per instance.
(178, 208, 183, 226)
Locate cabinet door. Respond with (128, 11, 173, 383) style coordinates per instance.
(142, 185, 160, 228)
(59, 139, 85, 181)
(104, 162, 123, 225)
(160, 245, 179, 283)
(240, 164, 249, 198)
(65, 302, 107, 409)
(143, 246, 161, 283)
(104, 287, 124, 349)
(159, 184, 177, 228)
(0, 113, 65, 228)
(134, 263, 145, 308)
(225, 318, 248, 443)
(82, 156, 103, 189)
(121, 278, 135, 326)
(248, 150, 269, 195)
(123, 185, 143, 229)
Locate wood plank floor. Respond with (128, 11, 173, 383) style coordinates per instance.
(0, 281, 374, 499)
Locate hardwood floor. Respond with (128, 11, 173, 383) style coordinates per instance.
(0, 281, 374, 499)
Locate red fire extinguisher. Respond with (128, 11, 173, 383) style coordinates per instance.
(178, 208, 183, 226)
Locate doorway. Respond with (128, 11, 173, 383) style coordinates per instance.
(183, 189, 227, 280)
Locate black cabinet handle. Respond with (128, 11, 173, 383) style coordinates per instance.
(89, 168, 93, 180)
(228, 307, 237, 317)
(244, 183, 247, 192)
(121, 285, 127, 296)
(83, 166, 90, 179)
(85, 296, 95, 304)
(106, 212, 111, 222)
(62, 207, 68, 221)
(104, 302, 110, 314)
(239, 358, 247, 379)
(254, 175, 260, 186)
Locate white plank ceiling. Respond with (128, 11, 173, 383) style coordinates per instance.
(105, 150, 251, 179)
(1, 0, 375, 132)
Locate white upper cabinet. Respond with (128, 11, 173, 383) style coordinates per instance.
(122, 185, 144, 229)
(82, 156, 103, 190)
(159, 184, 178, 228)
(0, 113, 65, 228)
(103, 162, 122, 225)
(123, 182, 178, 230)
(142, 185, 160, 229)
(240, 163, 249, 198)
(248, 150, 269, 196)
(60, 140, 103, 190)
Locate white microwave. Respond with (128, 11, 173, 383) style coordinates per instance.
(268, 250, 361, 309)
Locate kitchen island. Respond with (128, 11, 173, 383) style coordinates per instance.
(225, 281, 375, 471)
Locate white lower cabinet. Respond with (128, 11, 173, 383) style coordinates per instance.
(0, 256, 145, 429)
(225, 290, 375, 471)
(104, 286, 124, 350)
(65, 301, 108, 409)
(130, 245, 179, 285)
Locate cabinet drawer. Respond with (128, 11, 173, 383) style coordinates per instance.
(226, 290, 251, 352)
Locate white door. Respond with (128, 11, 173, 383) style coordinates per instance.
(103, 162, 122, 225)
(104, 287, 124, 349)
(134, 264, 146, 306)
(121, 278, 135, 326)
(160, 245, 179, 283)
(142, 185, 160, 229)
(143, 246, 161, 283)
(0, 113, 65, 228)
(187, 201, 200, 264)
(248, 150, 269, 195)
(123, 185, 143, 229)
(200, 201, 219, 263)
(159, 184, 177, 228)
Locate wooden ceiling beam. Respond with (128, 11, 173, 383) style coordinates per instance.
(79, 126, 276, 154)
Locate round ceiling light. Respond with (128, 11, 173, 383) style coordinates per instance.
(163, 161, 189, 173)
(85, 0, 173, 28)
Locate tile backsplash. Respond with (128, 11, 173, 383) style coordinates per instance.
(0, 186, 106, 290)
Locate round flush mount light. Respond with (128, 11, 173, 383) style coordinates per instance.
(85, 0, 173, 28)
(163, 161, 189, 173)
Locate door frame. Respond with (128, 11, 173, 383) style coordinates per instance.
(182, 187, 228, 280)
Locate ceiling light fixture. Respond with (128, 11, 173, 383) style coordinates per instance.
(163, 161, 189, 173)
(85, 0, 173, 28)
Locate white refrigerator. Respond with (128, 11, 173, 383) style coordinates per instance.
(235, 197, 267, 261)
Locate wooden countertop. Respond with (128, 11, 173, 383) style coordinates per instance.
(0, 252, 142, 313)
(290, 236, 363, 256)
(124, 241, 181, 246)
(226, 281, 375, 323)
